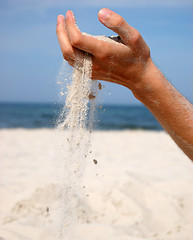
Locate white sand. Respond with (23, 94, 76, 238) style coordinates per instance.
(0, 129, 193, 240)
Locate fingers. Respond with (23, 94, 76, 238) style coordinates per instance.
(58, 10, 129, 62)
(56, 15, 76, 61)
(65, 10, 111, 57)
(98, 8, 140, 45)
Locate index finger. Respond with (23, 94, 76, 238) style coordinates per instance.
(65, 10, 119, 58)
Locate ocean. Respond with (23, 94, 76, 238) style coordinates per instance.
(0, 102, 162, 130)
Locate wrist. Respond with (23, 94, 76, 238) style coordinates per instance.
(130, 59, 166, 105)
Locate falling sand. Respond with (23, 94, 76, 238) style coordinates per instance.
(55, 51, 96, 239)
(55, 34, 122, 240)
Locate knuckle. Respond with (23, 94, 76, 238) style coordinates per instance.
(131, 31, 141, 44)
(97, 47, 111, 60)
(115, 16, 124, 28)
(56, 26, 59, 35)
(146, 45, 151, 58)
(63, 47, 73, 60)
(56, 24, 62, 35)
(70, 33, 82, 47)
(111, 14, 125, 29)
(97, 52, 108, 60)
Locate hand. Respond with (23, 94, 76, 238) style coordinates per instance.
(56, 8, 153, 92)
(56, 9, 193, 160)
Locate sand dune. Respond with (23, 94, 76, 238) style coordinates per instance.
(0, 129, 193, 240)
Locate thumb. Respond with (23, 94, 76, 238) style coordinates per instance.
(98, 8, 137, 44)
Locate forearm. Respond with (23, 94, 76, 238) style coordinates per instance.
(132, 60, 193, 160)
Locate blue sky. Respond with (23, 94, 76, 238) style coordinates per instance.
(0, 0, 192, 105)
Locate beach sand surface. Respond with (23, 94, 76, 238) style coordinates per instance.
(0, 129, 193, 240)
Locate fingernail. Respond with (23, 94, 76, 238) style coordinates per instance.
(99, 8, 112, 22)
(66, 10, 74, 20)
(57, 15, 64, 24)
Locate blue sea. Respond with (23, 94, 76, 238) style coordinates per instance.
(0, 103, 162, 130)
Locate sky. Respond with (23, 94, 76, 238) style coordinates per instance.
(0, 0, 192, 105)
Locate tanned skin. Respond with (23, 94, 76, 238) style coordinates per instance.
(56, 8, 193, 160)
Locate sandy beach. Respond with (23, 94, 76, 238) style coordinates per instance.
(0, 128, 193, 240)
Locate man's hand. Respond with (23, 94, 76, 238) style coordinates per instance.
(56, 8, 152, 92)
(56, 8, 193, 160)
